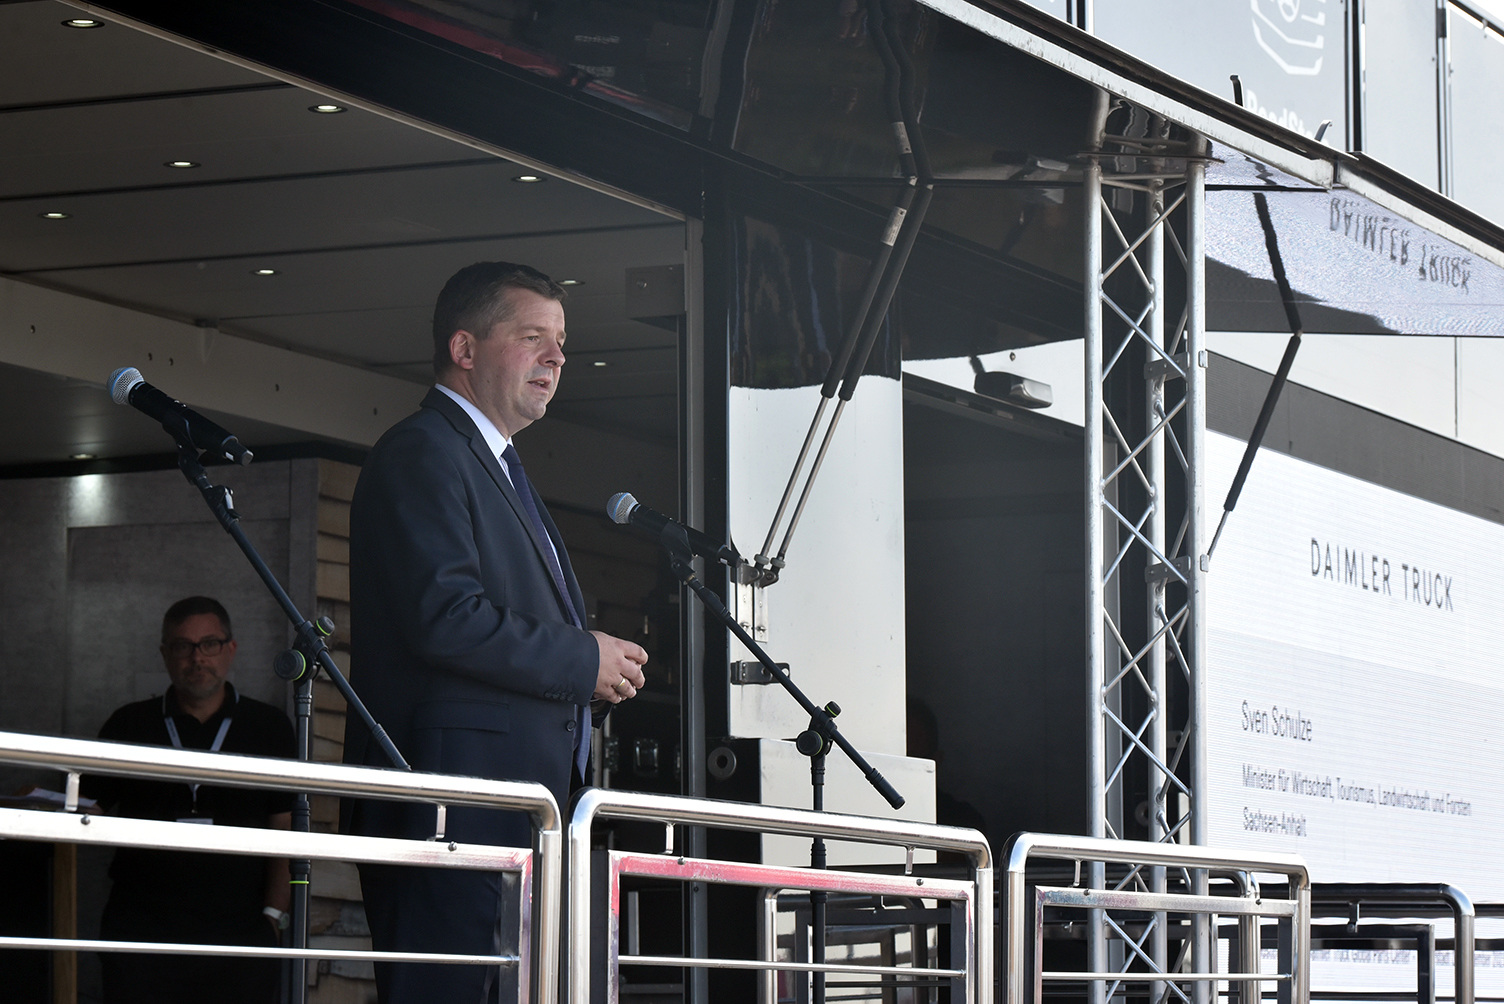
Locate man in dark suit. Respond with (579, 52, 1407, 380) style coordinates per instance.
(343, 261, 648, 1004)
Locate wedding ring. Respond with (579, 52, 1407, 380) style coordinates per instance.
(614, 678, 631, 692)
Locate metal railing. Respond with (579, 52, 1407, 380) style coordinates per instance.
(756, 887, 961, 1002)
(42, 731, 1474, 1004)
(1310, 884, 1476, 1004)
(1002, 832, 1311, 1004)
(567, 788, 994, 1004)
(0, 729, 563, 1004)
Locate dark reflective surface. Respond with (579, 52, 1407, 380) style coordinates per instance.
(728, 0, 920, 177)
(915, 13, 1095, 175)
(732, 2, 1096, 295)
(896, 281, 1065, 361)
(727, 205, 1069, 391)
(727, 212, 899, 388)
(325, 0, 1504, 344)
(340, 0, 1098, 291)
(732, 4, 1094, 181)
(341, 0, 715, 127)
(887, 181, 1086, 285)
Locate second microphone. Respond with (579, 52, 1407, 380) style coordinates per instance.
(606, 493, 740, 565)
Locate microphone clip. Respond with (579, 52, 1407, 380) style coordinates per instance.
(658, 521, 697, 572)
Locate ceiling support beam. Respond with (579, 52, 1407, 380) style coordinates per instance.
(0, 276, 423, 448)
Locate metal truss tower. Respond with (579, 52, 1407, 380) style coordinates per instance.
(1084, 99, 1209, 1003)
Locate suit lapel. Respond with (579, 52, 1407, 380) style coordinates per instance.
(423, 390, 578, 617)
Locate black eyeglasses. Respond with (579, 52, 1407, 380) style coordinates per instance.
(163, 637, 231, 658)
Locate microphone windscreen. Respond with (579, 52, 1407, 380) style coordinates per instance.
(607, 492, 637, 525)
(108, 367, 143, 405)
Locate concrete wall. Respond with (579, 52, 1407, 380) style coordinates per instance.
(0, 460, 317, 775)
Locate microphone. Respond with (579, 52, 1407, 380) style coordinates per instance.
(108, 367, 253, 465)
(607, 493, 740, 565)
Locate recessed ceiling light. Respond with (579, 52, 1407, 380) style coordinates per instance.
(70, 453, 96, 461)
(39, 211, 71, 220)
(165, 160, 199, 169)
(252, 268, 279, 276)
(512, 174, 546, 183)
(62, 18, 103, 29)
(592, 360, 608, 367)
(558, 279, 583, 286)
(309, 103, 346, 114)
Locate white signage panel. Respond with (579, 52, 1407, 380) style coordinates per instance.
(1205, 432, 1504, 898)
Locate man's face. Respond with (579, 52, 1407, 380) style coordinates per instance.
(450, 287, 567, 438)
(160, 612, 237, 703)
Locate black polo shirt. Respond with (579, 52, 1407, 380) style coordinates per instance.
(85, 683, 295, 931)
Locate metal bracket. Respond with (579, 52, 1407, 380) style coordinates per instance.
(632, 738, 661, 778)
(603, 735, 621, 774)
(1145, 352, 1192, 382)
(1145, 555, 1194, 585)
(730, 575, 768, 644)
(731, 660, 789, 686)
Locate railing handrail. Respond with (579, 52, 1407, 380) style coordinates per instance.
(1309, 883, 1474, 1004)
(0, 729, 563, 1004)
(567, 788, 994, 1004)
(570, 787, 993, 864)
(0, 803, 535, 869)
(0, 728, 559, 829)
(1004, 831, 1309, 884)
(1310, 882, 1475, 918)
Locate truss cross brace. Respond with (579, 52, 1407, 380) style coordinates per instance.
(1084, 123, 1209, 1004)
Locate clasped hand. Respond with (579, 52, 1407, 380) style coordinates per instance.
(590, 630, 647, 703)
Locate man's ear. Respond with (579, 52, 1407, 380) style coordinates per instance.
(448, 329, 476, 371)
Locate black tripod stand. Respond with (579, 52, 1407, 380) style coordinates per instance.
(169, 430, 407, 1004)
(653, 521, 904, 1004)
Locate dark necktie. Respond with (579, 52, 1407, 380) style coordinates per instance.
(501, 444, 581, 628)
(502, 444, 592, 777)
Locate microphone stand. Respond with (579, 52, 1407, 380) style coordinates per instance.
(167, 424, 409, 1004)
(653, 523, 903, 1004)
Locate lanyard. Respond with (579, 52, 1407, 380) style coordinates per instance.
(163, 689, 236, 810)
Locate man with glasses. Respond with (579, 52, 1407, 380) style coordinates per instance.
(85, 596, 296, 1004)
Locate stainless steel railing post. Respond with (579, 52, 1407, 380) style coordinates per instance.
(1002, 832, 1311, 1004)
(568, 789, 993, 1004)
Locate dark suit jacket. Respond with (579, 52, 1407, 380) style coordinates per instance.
(342, 388, 598, 846)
